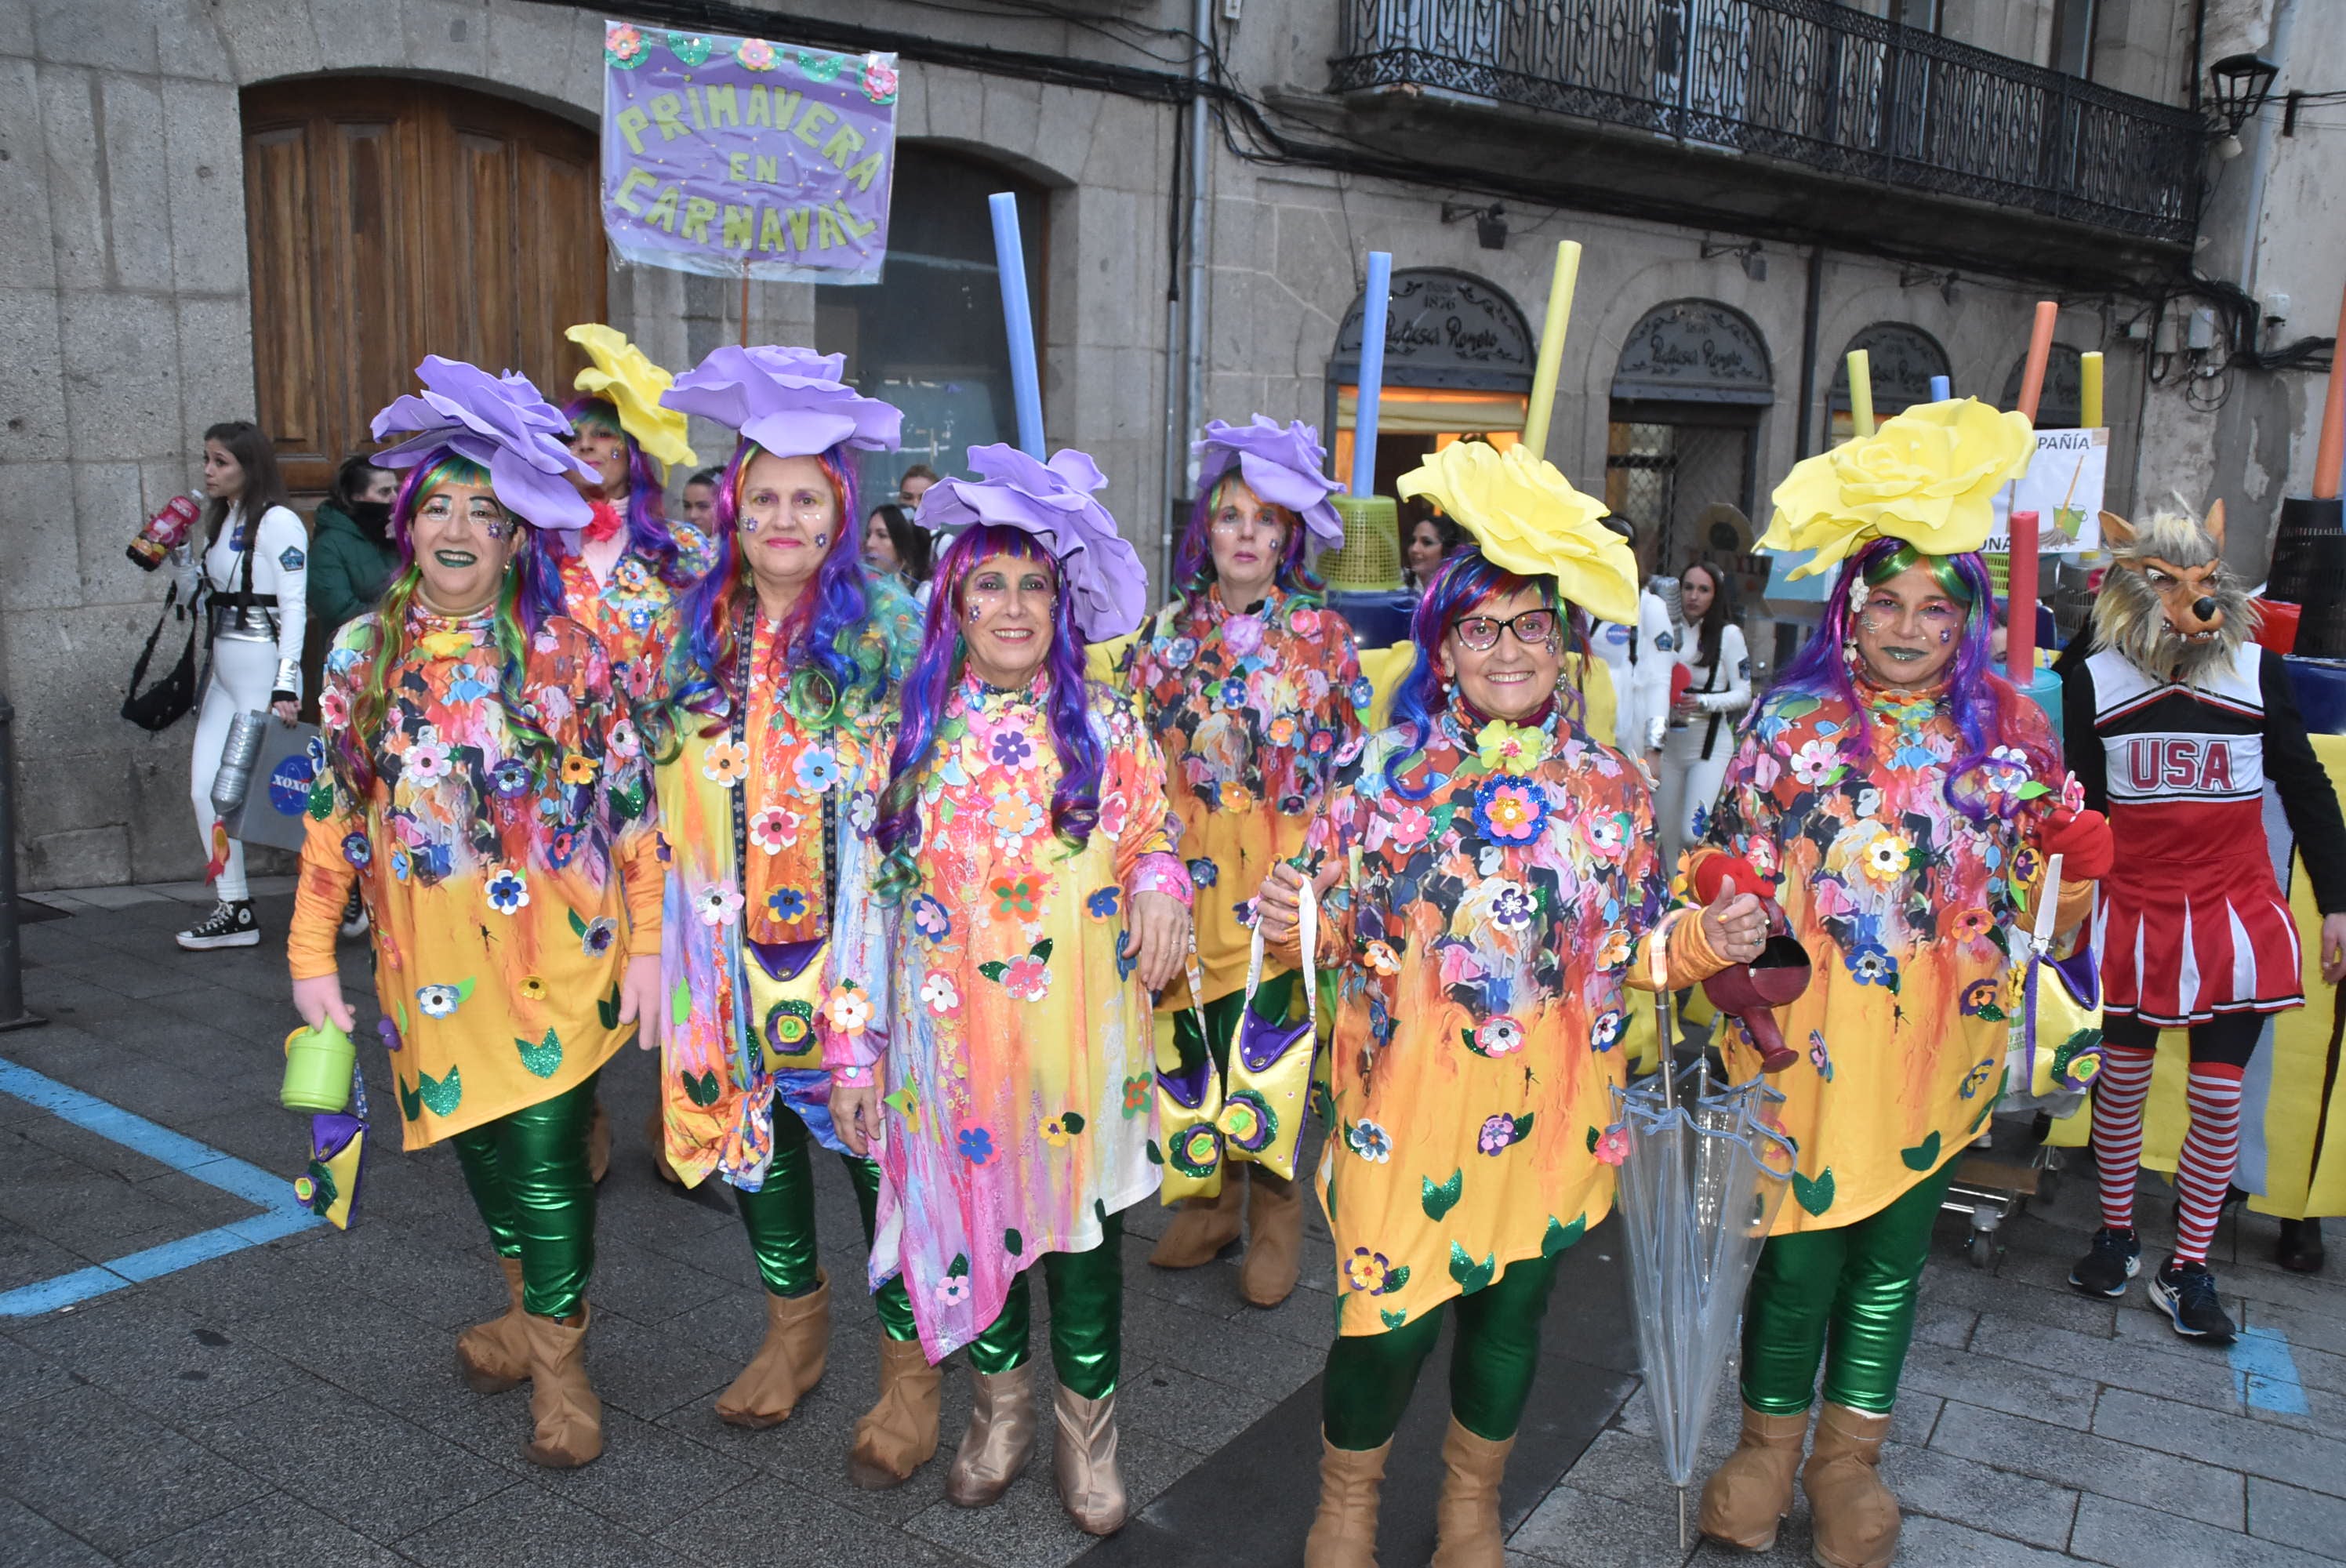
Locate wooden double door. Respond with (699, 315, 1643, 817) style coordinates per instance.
(242, 78, 606, 497)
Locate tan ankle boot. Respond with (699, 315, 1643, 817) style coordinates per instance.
(848, 1337, 942, 1490)
(946, 1361, 1037, 1506)
(455, 1254, 529, 1394)
(520, 1307, 601, 1468)
(1302, 1432, 1389, 1567)
(1803, 1403, 1899, 1568)
(1239, 1167, 1304, 1306)
(585, 1098, 610, 1185)
(1698, 1403, 1812, 1551)
(1429, 1417, 1513, 1567)
(644, 1108, 682, 1186)
(1053, 1385, 1127, 1535)
(1149, 1171, 1244, 1269)
(715, 1273, 830, 1428)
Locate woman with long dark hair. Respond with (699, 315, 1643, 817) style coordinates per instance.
(176, 419, 307, 950)
(640, 346, 926, 1472)
(1654, 557, 1752, 865)
(1692, 400, 2105, 1568)
(310, 453, 401, 631)
(862, 500, 934, 589)
(827, 447, 1192, 1535)
(288, 358, 664, 1469)
(1253, 437, 1761, 1566)
(1129, 416, 1364, 1305)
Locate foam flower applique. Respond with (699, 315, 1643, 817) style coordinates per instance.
(1761, 397, 2036, 579)
(370, 356, 594, 532)
(1192, 416, 1346, 549)
(1473, 718, 1547, 775)
(565, 325, 697, 470)
(1396, 440, 1636, 626)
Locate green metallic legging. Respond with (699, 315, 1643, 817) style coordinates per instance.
(448, 1072, 600, 1321)
(964, 1208, 1125, 1400)
(732, 1099, 919, 1342)
(1741, 1160, 1960, 1416)
(1171, 971, 1298, 1075)
(1323, 1247, 1565, 1450)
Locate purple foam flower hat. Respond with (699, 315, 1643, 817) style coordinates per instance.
(659, 344, 902, 459)
(917, 444, 1147, 643)
(1194, 416, 1345, 550)
(370, 357, 594, 532)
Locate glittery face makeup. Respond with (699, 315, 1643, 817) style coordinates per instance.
(410, 479, 518, 615)
(960, 552, 1058, 689)
(735, 449, 839, 604)
(1852, 561, 1966, 690)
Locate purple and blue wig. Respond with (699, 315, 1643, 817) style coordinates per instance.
(874, 524, 1104, 896)
(560, 397, 695, 587)
(1169, 473, 1322, 612)
(333, 450, 561, 798)
(1384, 548, 1581, 797)
(1775, 535, 2052, 822)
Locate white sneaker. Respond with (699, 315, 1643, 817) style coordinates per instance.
(177, 899, 260, 950)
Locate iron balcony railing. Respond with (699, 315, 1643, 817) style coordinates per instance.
(1330, 0, 2203, 244)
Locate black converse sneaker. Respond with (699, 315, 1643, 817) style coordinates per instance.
(339, 886, 369, 938)
(2150, 1256, 2238, 1344)
(176, 899, 260, 950)
(2068, 1227, 2141, 1298)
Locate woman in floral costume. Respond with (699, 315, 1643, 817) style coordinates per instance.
(1128, 416, 1364, 1305)
(828, 446, 1193, 1536)
(643, 346, 928, 1473)
(288, 358, 664, 1469)
(1257, 439, 1764, 1568)
(1691, 400, 2108, 1568)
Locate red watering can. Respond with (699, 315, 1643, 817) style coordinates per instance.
(1701, 903, 1809, 1073)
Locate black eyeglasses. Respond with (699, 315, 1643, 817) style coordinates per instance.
(1451, 608, 1560, 652)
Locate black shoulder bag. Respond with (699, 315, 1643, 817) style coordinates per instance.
(122, 581, 198, 732)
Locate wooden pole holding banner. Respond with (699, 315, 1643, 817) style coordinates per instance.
(1351, 252, 1393, 497)
(740, 263, 751, 350)
(1520, 241, 1582, 460)
(988, 192, 1046, 459)
(1845, 349, 1876, 438)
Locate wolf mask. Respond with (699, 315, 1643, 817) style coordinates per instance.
(2091, 499, 2256, 686)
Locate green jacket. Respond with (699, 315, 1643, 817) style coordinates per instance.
(309, 501, 401, 630)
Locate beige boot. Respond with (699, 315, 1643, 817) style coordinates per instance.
(1429, 1417, 1513, 1568)
(848, 1337, 942, 1490)
(1053, 1384, 1128, 1536)
(1149, 1171, 1244, 1269)
(1698, 1403, 1812, 1551)
(1302, 1432, 1389, 1567)
(585, 1098, 610, 1185)
(519, 1307, 601, 1468)
(1239, 1167, 1304, 1307)
(644, 1108, 682, 1186)
(454, 1254, 529, 1394)
(946, 1361, 1037, 1506)
(714, 1273, 830, 1428)
(1803, 1403, 1900, 1568)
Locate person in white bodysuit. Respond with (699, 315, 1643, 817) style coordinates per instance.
(175, 420, 309, 950)
(1594, 517, 1675, 775)
(1655, 558, 1753, 868)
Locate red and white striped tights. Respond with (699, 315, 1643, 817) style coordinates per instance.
(2090, 1013, 2262, 1265)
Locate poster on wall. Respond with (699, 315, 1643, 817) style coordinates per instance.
(601, 20, 899, 283)
(1988, 426, 2108, 554)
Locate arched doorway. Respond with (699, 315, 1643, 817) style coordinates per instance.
(1605, 299, 1773, 582)
(1327, 268, 1534, 496)
(241, 79, 605, 497)
(2001, 344, 2084, 428)
(815, 145, 1048, 505)
(1829, 322, 1952, 439)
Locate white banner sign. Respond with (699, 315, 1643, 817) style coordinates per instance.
(1988, 427, 2108, 554)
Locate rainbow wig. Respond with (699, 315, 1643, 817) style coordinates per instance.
(1775, 534, 2050, 822)
(333, 450, 561, 799)
(654, 437, 874, 750)
(1169, 472, 1321, 612)
(874, 524, 1104, 894)
(1384, 548, 1578, 797)
(559, 396, 694, 586)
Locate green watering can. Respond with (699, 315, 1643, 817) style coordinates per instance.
(281, 1022, 356, 1113)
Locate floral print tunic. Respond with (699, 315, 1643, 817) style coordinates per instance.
(827, 673, 1190, 1362)
(1692, 675, 2061, 1234)
(652, 579, 921, 1190)
(1292, 702, 1723, 1335)
(554, 518, 714, 701)
(1127, 584, 1367, 1004)
(288, 608, 663, 1149)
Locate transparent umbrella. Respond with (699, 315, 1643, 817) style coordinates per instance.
(1607, 986, 1797, 1548)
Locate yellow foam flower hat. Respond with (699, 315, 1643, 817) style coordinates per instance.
(1396, 440, 1639, 627)
(565, 323, 699, 471)
(1762, 397, 2035, 579)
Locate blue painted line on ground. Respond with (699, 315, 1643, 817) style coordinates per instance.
(0, 1055, 322, 1317)
(2229, 1323, 2311, 1415)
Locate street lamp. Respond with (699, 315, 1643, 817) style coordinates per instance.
(2208, 53, 2279, 158)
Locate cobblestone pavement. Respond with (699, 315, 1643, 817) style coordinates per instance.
(3, 883, 2342, 1566)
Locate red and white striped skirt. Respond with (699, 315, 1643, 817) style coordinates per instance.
(2094, 876, 2304, 1027)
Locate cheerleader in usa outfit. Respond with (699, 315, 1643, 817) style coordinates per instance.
(288, 359, 665, 1468)
(641, 347, 928, 1471)
(1690, 399, 2108, 1568)
(827, 445, 1193, 1535)
(1129, 416, 1365, 1305)
(1255, 438, 1767, 1568)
